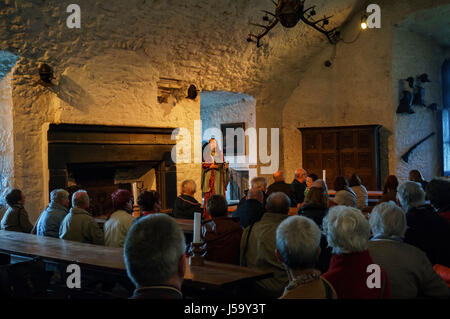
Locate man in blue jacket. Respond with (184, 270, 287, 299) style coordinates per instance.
(35, 189, 70, 238)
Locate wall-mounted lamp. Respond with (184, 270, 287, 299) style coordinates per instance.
(187, 84, 198, 100)
(360, 15, 368, 30)
(38, 63, 54, 85)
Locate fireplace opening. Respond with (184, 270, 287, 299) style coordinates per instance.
(48, 124, 177, 217)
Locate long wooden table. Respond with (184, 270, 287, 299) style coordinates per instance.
(0, 230, 272, 289)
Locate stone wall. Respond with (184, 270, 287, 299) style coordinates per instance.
(0, 69, 15, 206)
(0, 0, 449, 218)
(392, 27, 448, 183)
(281, 0, 450, 187)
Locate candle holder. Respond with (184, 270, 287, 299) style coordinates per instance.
(189, 242, 205, 266)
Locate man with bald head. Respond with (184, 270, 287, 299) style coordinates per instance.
(232, 187, 265, 229)
(291, 168, 307, 205)
(266, 170, 297, 207)
(59, 190, 104, 245)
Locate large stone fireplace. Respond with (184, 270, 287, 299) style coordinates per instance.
(47, 124, 177, 216)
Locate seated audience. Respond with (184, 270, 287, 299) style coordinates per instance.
(298, 187, 328, 228)
(409, 169, 428, 191)
(172, 180, 202, 219)
(331, 176, 357, 207)
(59, 190, 104, 245)
(322, 206, 390, 299)
(232, 187, 265, 229)
(291, 169, 307, 206)
(1, 189, 33, 233)
(124, 214, 186, 299)
(137, 190, 161, 216)
(276, 216, 337, 299)
(267, 171, 297, 207)
(426, 178, 450, 223)
(104, 189, 134, 248)
(378, 175, 399, 205)
(237, 176, 268, 209)
(368, 202, 449, 299)
(303, 173, 318, 200)
(349, 173, 368, 210)
(397, 181, 450, 267)
(36, 189, 70, 238)
(202, 195, 243, 265)
(301, 179, 333, 273)
(240, 192, 290, 298)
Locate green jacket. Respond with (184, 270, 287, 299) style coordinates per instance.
(59, 207, 104, 245)
(240, 212, 289, 298)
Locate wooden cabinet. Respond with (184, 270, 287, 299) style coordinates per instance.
(299, 125, 381, 190)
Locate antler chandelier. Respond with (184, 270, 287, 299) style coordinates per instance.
(247, 0, 341, 47)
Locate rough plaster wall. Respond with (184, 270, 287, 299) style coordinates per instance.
(281, 4, 393, 185)
(0, 69, 15, 205)
(393, 28, 447, 183)
(200, 91, 256, 152)
(1, 0, 448, 216)
(281, 0, 450, 186)
(0, 0, 358, 219)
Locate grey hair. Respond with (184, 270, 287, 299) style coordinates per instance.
(181, 179, 196, 195)
(124, 213, 186, 287)
(322, 205, 370, 254)
(266, 192, 290, 214)
(50, 189, 69, 204)
(295, 169, 307, 179)
(397, 181, 426, 210)
(251, 177, 267, 190)
(276, 216, 321, 270)
(369, 201, 407, 238)
(72, 190, 89, 208)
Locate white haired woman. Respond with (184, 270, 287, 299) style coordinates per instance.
(397, 181, 450, 267)
(276, 216, 337, 299)
(368, 201, 449, 299)
(322, 206, 390, 299)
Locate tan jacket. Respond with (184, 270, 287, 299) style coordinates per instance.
(104, 210, 134, 248)
(280, 276, 337, 299)
(59, 207, 104, 245)
(240, 212, 289, 298)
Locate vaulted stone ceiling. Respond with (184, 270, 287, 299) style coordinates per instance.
(0, 0, 360, 96)
(399, 4, 450, 48)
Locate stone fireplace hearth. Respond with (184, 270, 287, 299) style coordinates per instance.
(48, 124, 177, 216)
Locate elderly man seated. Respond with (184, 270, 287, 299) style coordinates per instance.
(232, 187, 265, 229)
(36, 189, 70, 238)
(172, 179, 202, 219)
(267, 171, 297, 207)
(397, 181, 450, 267)
(59, 190, 104, 245)
(322, 206, 390, 299)
(124, 214, 186, 299)
(276, 216, 337, 299)
(240, 192, 290, 298)
(368, 202, 449, 299)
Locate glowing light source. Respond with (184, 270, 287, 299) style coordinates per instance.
(361, 15, 368, 30)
